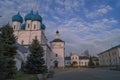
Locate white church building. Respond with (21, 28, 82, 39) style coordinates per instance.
(12, 9, 65, 70)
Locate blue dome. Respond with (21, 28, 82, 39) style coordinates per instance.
(41, 24, 46, 30)
(25, 10, 42, 22)
(25, 10, 34, 21)
(12, 12, 23, 23)
(21, 23, 26, 29)
(32, 11, 42, 22)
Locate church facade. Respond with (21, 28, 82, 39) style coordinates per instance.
(12, 10, 65, 69)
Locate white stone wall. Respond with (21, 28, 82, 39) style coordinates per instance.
(12, 21, 21, 30)
(43, 45, 51, 69)
(79, 59, 89, 66)
(15, 50, 29, 70)
(65, 60, 71, 66)
(31, 21, 41, 30)
(51, 42, 65, 67)
(98, 47, 120, 66)
(13, 19, 52, 69)
(14, 30, 42, 45)
(25, 20, 32, 30)
(71, 54, 79, 63)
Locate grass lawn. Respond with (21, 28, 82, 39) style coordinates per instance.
(14, 71, 37, 80)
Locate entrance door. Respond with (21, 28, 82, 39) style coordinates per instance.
(54, 60, 58, 68)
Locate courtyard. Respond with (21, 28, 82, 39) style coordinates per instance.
(48, 68, 120, 80)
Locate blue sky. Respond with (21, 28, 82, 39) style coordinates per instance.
(0, 0, 120, 56)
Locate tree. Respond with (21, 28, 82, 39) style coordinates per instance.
(24, 37, 47, 74)
(0, 53, 6, 79)
(88, 57, 95, 68)
(0, 24, 17, 79)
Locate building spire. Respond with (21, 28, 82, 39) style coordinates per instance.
(55, 30, 60, 39)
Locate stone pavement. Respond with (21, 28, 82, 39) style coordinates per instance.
(47, 68, 120, 80)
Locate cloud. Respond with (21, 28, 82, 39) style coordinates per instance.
(0, 0, 120, 56)
(45, 16, 119, 55)
(86, 5, 112, 19)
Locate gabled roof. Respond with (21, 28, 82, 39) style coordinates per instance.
(98, 44, 120, 55)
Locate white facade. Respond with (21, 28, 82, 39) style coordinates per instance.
(14, 43, 30, 70)
(50, 31, 65, 68)
(71, 54, 80, 66)
(65, 53, 89, 67)
(12, 10, 51, 69)
(98, 45, 120, 66)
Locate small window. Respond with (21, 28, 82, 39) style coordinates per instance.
(21, 40, 24, 45)
(56, 54, 58, 57)
(14, 25, 15, 29)
(81, 62, 83, 64)
(28, 24, 30, 28)
(35, 36, 37, 39)
(34, 24, 36, 29)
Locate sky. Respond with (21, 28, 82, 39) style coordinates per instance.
(0, 0, 120, 56)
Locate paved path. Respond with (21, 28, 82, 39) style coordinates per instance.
(47, 68, 120, 80)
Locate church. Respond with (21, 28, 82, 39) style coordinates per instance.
(12, 9, 65, 70)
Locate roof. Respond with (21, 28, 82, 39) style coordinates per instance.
(12, 12, 23, 23)
(51, 39, 64, 42)
(25, 10, 42, 22)
(65, 57, 71, 60)
(21, 23, 26, 29)
(98, 44, 120, 55)
(15, 43, 28, 53)
(79, 56, 89, 60)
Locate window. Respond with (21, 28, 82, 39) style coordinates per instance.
(81, 62, 83, 64)
(21, 40, 24, 45)
(85, 62, 87, 65)
(14, 25, 15, 29)
(35, 36, 37, 39)
(56, 54, 58, 57)
(34, 24, 36, 29)
(73, 57, 74, 59)
(67, 62, 69, 64)
(28, 24, 30, 28)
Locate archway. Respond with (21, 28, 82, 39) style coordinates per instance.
(72, 61, 78, 67)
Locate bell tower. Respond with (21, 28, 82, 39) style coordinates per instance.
(50, 30, 65, 68)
